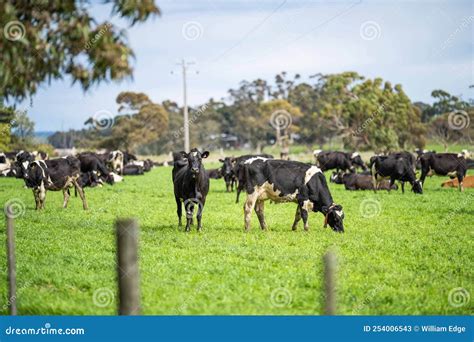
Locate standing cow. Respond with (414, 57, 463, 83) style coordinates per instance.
(172, 149, 210, 232)
(219, 157, 236, 192)
(419, 153, 467, 191)
(371, 155, 422, 194)
(315, 151, 367, 173)
(242, 158, 344, 232)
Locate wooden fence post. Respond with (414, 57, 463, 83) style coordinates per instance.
(323, 251, 336, 315)
(116, 218, 141, 315)
(5, 205, 17, 315)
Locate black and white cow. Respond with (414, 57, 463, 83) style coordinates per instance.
(77, 152, 115, 185)
(331, 171, 397, 191)
(371, 155, 422, 194)
(23, 156, 88, 210)
(219, 157, 236, 192)
(233, 153, 274, 203)
(107, 150, 124, 174)
(315, 151, 367, 173)
(172, 149, 210, 232)
(419, 153, 467, 191)
(241, 158, 344, 232)
(15, 151, 36, 178)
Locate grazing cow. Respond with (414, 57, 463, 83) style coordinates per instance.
(331, 171, 397, 191)
(242, 158, 344, 232)
(23, 156, 88, 210)
(316, 151, 367, 173)
(419, 153, 467, 191)
(233, 154, 274, 203)
(219, 157, 236, 192)
(207, 168, 222, 179)
(442, 175, 474, 188)
(371, 156, 422, 194)
(77, 152, 114, 185)
(122, 164, 144, 175)
(172, 149, 210, 232)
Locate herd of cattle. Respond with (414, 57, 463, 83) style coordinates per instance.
(0, 150, 154, 210)
(1, 147, 472, 233)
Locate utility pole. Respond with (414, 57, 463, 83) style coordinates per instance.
(176, 59, 195, 152)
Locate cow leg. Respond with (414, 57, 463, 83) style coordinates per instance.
(38, 182, 47, 209)
(72, 180, 88, 210)
(185, 203, 194, 232)
(301, 208, 309, 231)
(292, 206, 301, 231)
(244, 193, 258, 231)
(372, 175, 378, 193)
(62, 189, 70, 208)
(175, 196, 182, 227)
(254, 200, 267, 230)
(458, 174, 464, 192)
(400, 181, 405, 193)
(33, 189, 40, 210)
(235, 188, 241, 204)
(197, 199, 205, 232)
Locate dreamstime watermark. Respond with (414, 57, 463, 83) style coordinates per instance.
(353, 103, 385, 136)
(3, 20, 26, 41)
(4, 198, 26, 219)
(2, 280, 32, 311)
(92, 287, 114, 308)
(182, 21, 203, 40)
(359, 21, 381, 41)
(359, 198, 381, 218)
(448, 287, 470, 308)
(270, 110, 292, 130)
(85, 23, 112, 50)
(270, 287, 292, 307)
(176, 281, 207, 313)
(352, 284, 384, 314)
(448, 110, 470, 130)
(439, 15, 473, 52)
(173, 104, 208, 139)
(92, 110, 115, 130)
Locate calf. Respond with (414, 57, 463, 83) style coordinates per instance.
(371, 156, 422, 194)
(316, 151, 367, 173)
(331, 172, 397, 191)
(219, 157, 236, 192)
(242, 159, 344, 232)
(23, 156, 88, 210)
(172, 149, 210, 232)
(420, 153, 467, 191)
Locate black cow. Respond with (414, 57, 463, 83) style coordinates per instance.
(371, 156, 422, 194)
(77, 153, 114, 184)
(172, 149, 210, 232)
(233, 154, 274, 203)
(219, 157, 236, 192)
(78, 171, 103, 188)
(23, 157, 88, 210)
(242, 159, 344, 232)
(331, 171, 397, 191)
(122, 151, 137, 165)
(419, 153, 467, 191)
(123, 164, 144, 175)
(316, 151, 367, 173)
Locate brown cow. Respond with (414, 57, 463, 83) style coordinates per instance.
(441, 175, 474, 188)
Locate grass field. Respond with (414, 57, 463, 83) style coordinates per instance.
(0, 164, 472, 315)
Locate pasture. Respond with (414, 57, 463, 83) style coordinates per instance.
(0, 164, 472, 315)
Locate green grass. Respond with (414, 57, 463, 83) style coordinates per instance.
(0, 165, 472, 315)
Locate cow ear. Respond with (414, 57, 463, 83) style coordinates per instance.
(333, 204, 343, 211)
(219, 159, 224, 162)
(179, 151, 188, 159)
(201, 151, 210, 159)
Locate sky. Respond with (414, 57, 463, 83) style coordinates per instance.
(11, 0, 474, 132)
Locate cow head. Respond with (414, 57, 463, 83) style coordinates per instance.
(181, 149, 209, 176)
(321, 204, 345, 233)
(412, 180, 423, 194)
(15, 151, 35, 179)
(351, 152, 367, 171)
